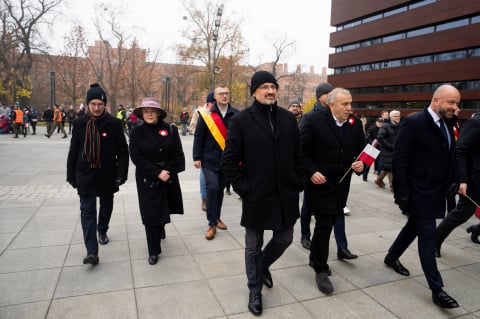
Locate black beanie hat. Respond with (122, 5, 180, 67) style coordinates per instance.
(250, 71, 279, 95)
(315, 82, 333, 99)
(86, 83, 107, 105)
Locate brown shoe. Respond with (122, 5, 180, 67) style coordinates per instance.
(374, 179, 386, 188)
(205, 226, 216, 240)
(201, 199, 206, 211)
(216, 219, 227, 230)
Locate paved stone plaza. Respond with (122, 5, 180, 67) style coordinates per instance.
(1, 127, 480, 319)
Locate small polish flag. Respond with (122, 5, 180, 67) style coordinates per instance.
(358, 143, 380, 166)
(475, 206, 480, 219)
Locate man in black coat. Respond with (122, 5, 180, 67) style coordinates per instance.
(193, 85, 238, 240)
(436, 112, 480, 253)
(221, 71, 304, 316)
(300, 88, 365, 294)
(67, 83, 129, 265)
(385, 84, 460, 308)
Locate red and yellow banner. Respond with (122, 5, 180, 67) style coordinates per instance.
(199, 109, 227, 151)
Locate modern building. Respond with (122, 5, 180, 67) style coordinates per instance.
(328, 0, 480, 119)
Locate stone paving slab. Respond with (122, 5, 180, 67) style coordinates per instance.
(1, 130, 480, 318)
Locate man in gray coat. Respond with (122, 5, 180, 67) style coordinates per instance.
(221, 71, 304, 316)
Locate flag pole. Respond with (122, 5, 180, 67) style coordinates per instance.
(339, 155, 359, 184)
(464, 193, 480, 208)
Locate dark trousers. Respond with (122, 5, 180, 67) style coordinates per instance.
(388, 215, 443, 289)
(300, 201, 348, 249)
(145, 225, 163, 256)
(437, 195, 476, 246)
(245, 226, 293, 293)
(79, 194, 114, 255)
(310, 214, 336, 273)
(203, 167, 227, 226)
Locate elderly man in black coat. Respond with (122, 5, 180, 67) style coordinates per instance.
(67, 83, 129, 265)
(221, 71, 304, 316)
(300, 88, 365, 294)
(385, 84, 460, 308)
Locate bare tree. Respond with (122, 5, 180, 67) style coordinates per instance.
(49, 25, 89, 106)
(0, 0, 62, 105)
(178, 0, 246, 91)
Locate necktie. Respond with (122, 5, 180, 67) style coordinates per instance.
(338, 123, 345, 139)
(439, 120, 450, 146)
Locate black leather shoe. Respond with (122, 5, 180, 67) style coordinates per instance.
(148, 255, 158, 265)
(316, 272, 334, 294)
(98, 233, 109, 245)
(467, 225, 480, 244)
(301, 236, 311, 250)
(432, 289, 459, 308)
(248, 291, 262, 316)
(337, 248, 358, 260)
(384, 255, 409, 276)
(308, 260, 332, 276)
(263, 269, 273, 288)
(83, 254, 99, 265)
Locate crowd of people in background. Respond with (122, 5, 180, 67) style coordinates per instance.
(2, 75, 479, 316)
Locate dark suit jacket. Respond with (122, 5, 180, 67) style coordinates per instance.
(455, 113, 480, 202)
(300, 107, 365, 215)
(221, 101, 304, 230)
(392, 107, 455, 218)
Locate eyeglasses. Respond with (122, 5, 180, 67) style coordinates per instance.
(89, 102, 104, 108)
(257, 85, 277, 91)
(142, 109, 158, 114)
(216, 92, 230, 96)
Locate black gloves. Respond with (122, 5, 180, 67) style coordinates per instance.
(394, 197, 409, 212)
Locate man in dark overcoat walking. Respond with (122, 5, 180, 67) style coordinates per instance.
(221, 71, 304, 316)
(300, 88, 365, 294)
(385, 84, 460, 308)
(436, 112, 480, 251)
(67, 83, 129, 265)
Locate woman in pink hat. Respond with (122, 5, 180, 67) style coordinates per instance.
(129, 97, 185, 265)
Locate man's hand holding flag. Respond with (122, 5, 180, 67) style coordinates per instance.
(339, 141, 381, 183)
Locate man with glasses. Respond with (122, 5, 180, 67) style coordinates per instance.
(67, 83, 129, 265)
(193, 84, 238, 240)
(222, 71, 304, 316)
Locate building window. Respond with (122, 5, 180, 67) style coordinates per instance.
(384, 7, 407, 17)
(408, 0, 436, 10)
(407, 26, 434, 37)
(436, 18, 469, 32)
(383, 33, 405, 43)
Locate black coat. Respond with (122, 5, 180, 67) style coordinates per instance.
(221, 101, 304, 230)
(392, 107, 455, 218)
(67, 112, 129, 196)
(300, 107, 365, 215)
(129, 121, 185, 226)
(455, 113, 480, 202)
(377, 121, 400, 171)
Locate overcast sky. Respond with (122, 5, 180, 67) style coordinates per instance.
(53, 0, 333, 74)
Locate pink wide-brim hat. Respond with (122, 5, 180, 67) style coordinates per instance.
(133, 97, 167, 120)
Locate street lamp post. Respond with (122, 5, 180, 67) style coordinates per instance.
(211, 4, 223, 91)
(162, 77, 171, 113)
(50, 71, 56, 106)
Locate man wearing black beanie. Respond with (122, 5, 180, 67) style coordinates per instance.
(67, 83, 129, 265)
(221, 71, 304, 316)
